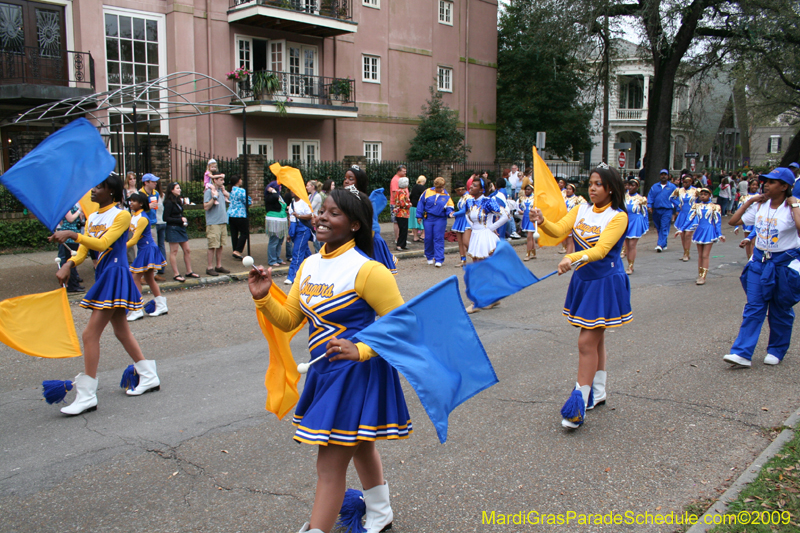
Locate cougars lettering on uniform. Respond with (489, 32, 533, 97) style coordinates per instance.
(88, 223, 108, 238)
(574, 218, 601, 237)
(299, 276, 335, 304)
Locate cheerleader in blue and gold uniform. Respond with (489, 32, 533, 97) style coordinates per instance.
(733, 178, 760, 259)
(50, 175, 161, 416)
(676, 188, 725, 285)
(671, 175, 698, 261)
(451, 184, 472, 267)
(623, 179, 648, 274)
(250, 186, 409, 533)
(530, 165, 630, 429)
(517, 183, 537, 261)
(126, 193, 168, 321)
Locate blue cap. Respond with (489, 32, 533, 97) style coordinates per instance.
(660, 169, 670, 174)
(758, 167, 795, 185)
(142, 173, 159, 182)
(789, 162, 799, 169)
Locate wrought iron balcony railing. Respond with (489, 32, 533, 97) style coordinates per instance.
(234, 70, 355, 108)
(0, 47, 95, 89)
(229, 0, 353, 20)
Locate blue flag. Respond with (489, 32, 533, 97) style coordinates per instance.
(463, 240, 556, 308)
(354, 276, 498, 443)
(369, 189, 387, 233)
(0, 118, 115, 231)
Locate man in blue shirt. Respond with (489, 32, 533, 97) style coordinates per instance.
(790, 162, 800, 198)
(647, 169, 678, 252)
(140, 173, 165, 281)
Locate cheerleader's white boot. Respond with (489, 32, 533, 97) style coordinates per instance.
(126, 359, 161, 396)
(587, 370, 606, 410)
(363, 481, 393, 533)
(126, 308, 144, 322)
(60, 373, 98, 415)
(148, 296, 168, 317)
(296, 523, 323, 533)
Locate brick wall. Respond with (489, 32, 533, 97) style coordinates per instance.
(239, 153, 268, 206)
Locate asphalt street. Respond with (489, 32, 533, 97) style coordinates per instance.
(1, 231, 799, 533)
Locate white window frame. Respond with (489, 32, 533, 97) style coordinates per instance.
(362, 54, 380, 83)
(238, 138, 274, 158)
(362, 0, 379, 8)
(364, 142, 382, 162)
(288, 139, 320, 165)
(437, 66, 452, 93)
(235, 35, 253, 71)
(270, 40, 285, 72)
(768, 135, 782, 154)
(438, 0, 453, 26)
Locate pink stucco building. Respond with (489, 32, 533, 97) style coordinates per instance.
(1, 0, 497, 171)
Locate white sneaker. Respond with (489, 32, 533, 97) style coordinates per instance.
(427, 259, 434, 265)
(435, 262, 442, 267)
(723, 353, 752, 367)
(764, 354, 781, 365)
(284, 278, 293, 285)
(126, 309, 144, 322)
(510, 232, 522, 239)
(655, 246, 663, 252)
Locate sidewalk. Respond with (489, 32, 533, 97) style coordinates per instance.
(0, 221, 524, 301)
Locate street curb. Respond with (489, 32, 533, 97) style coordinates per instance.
(67, 238, 530, 301)
(685, 406, 800, 533)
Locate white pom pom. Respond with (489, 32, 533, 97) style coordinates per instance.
(297, 363, 310, 374)
(242, 256, 254, 269)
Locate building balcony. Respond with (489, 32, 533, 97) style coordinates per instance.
(615, 108, 646, 121)
(228, 0, 356, 38)
(0, 47, 95, 104)
(230, 70, 357, 118)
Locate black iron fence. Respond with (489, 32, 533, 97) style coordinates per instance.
(234, 70, 356, 108)
(170, 145, 240, 204)
(228, 0, 353, 20)
(0, 47, 95, 89)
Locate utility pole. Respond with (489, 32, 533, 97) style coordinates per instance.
(601, 4, 610, 164)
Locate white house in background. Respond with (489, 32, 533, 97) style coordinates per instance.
(589, 39, 691, 173)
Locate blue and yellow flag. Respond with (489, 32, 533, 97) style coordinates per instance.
(532, 146, 568, 246)
(354, 276, 498, 443)
(464, 241, 556, 308)
(0, 118, 115, 231)
(0, 288, 81, 358)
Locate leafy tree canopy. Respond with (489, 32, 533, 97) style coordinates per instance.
(406, 87, 470, 162)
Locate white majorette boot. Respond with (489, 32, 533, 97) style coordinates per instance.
(148, 295, 168, 317)
(363, 481, 393, 533)
(297, 523, 324, 533)
(587, 370, 607, 410)
(126, 360, 161, 396)
(127, 308, 144, 322)
(61, 373, 98, 415)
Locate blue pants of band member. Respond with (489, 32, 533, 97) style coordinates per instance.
(267, 234, 284, 265)
(287, 224, 312, 282)
(156, 223, 166, 273)
(729, 259, 794, 361)
(422, 215, 447, 263)
(652, 208, 673, 248)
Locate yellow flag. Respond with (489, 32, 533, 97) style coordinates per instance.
(256, 283, 307, 419)
(532, 146, 568, 247)
(0, 288, 81, 358)
(269, 162, 311, 209)
(78, 190, 98, 218)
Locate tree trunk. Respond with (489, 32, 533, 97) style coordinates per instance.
(733, 78, 750, 164)
(644, 57, 679, 189)
(780, 129, 800, 167)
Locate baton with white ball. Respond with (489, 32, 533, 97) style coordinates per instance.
(571, 254, 589, 268)
(297, 354, 328, 374)
(242, 255, 255, 270)
(54, 257, 66, 288)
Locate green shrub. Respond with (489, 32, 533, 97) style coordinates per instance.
(0, 186, 25, 213)
(0, 218, 54, 250)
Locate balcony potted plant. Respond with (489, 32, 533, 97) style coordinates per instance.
(329, 77, 351, 105)
(227, 67, 251, 95)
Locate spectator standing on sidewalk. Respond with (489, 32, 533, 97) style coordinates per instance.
(204, 174, 230, 277)
(390, 165, 406, 245)
(394, 177, 412, 250)
(409, 175, 427, 242)
(56, 203, 85, 293)
(227, 175, 252, 260)
(508, 164, 521, 200)
(264, 181, 287, 267)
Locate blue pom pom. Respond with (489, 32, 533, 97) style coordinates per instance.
(587, 386, 595, 409)
(560, 389, 585, 426)
(335, 488, 366, 533)
(120, 364, 139, 390)
(144, 300, 156, 314)
(42, 380, 73, 404)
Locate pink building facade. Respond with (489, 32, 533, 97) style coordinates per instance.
(0, 0, 497, 171)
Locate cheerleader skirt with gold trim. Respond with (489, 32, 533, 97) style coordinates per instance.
(292, 356, 412, 446)
(80, 263, 143, 311)
(563, 269, 632, 329)
(129, 245, 167, 273)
